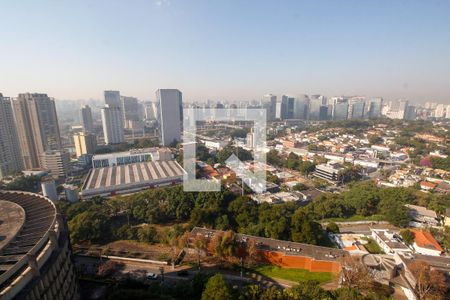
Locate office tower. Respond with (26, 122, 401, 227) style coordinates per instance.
(293, 94, 309, 119)
(12, 93, 61, 170)
(156, 89, 183, 146)
(144, 101, 156, 120)
(348, 97, 365, 119)
(309, 95, 328, 120)
(0, 94, 23, 178)
(73, 132, 97, 157)
(121, 96, 141, 128)
(40, 150, 70, 178)
(262, 94, 277, 121)
(80, 105, 94, 132)
(101, 104, 125, 144)
(331, 97, 349, 120)
(368, 98, 383, 119)
(404, 105, 417, 120)
(280, 95, 295, 119)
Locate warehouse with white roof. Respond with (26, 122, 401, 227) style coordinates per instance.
(81, 160, 186, 198)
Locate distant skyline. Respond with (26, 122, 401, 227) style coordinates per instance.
(1, 1, 450, 103)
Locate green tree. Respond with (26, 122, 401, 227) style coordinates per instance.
(291, 210, 324, 245)
(326, 222, 340, 234)
(68, 210, 110, 243)
(399, 229, 414, 246)
(201, 274, 232, 300)
(137, 225, 158, 244)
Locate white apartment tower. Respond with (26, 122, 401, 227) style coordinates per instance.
(0, 94, 23, 178)
(101, 105, 125, 144)
(156, 89, 183, 146)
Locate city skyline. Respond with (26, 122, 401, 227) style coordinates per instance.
(1, 1, 450, 103)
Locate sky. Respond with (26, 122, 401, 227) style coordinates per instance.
(1, 0, 450, 103)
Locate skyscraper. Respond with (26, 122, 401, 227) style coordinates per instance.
(101, 105, 125, 144)
(156, 89, 183, 146)
(121, 96, 142, 129)
(280, 95, 295, 120)
(293, 94, 309, 120)
(348, 97, 365, 119)
(262, 94, 277, 121)
(309, 95, 327, 120)
(12, 93, 61, 169)
(80, 105, 94, 132)
(104, 90, 122, 107)
(331, 97, 349, 120)
(367, 98, 383, 119)
(0, 94, 23, 178)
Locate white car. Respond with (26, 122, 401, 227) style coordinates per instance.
(146, 272, 158, 280)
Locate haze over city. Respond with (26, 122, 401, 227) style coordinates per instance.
(1, 0, 450, 103)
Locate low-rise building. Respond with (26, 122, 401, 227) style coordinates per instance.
(92, 148, 172, 168)
(405, 204, 439, 227)
(371, 229, 411, 255)
(410, 229, 443, 256)
(313, 163, 345, 183)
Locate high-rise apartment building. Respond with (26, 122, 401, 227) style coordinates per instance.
(156, 89, 183, 146)
(262, 94, 277, 121)
(104, 90, 122, 107)
(73, 132, 97, 157)
(101, 105, 125, 144)
(40, 150, 70, 179)
(80, 105, 94, 132)
(0, 94, 23, 178)
(12, 93, 61, 169)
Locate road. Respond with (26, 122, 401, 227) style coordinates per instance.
(74, 255, 294, 288)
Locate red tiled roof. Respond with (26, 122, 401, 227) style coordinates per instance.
(420, 181, 437, 189)
(411, 230, 443, 252)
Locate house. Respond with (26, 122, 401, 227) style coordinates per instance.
(371, 229, 411, 255)
(410, 230, 443, 256)
(419, 181, 437, 191)
(436, 182, 450, 194)
(405, 204, 439, 227)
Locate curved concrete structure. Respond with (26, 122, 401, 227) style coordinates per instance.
(0, 191, 79, 300)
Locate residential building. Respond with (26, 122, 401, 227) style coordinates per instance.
(104, 90, 122, 108)
(12, 93, 61, 169)
(0, 94, 23, 178)
(80, 105, 94, 132)
(156, 89, 183, 146)
(405, 204, 439, 227)
(121, 96, 141, 128)
(40, 150, 70, 179)
(410, 230, 443, 256)
(371, 229, 411, 255)
(101, 104, 125, 144)
(73, 132, 97, 157)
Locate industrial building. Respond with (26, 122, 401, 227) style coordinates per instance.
(81, 160, 186, 198)
(0, 191, 79, 299)
(91, 148, 172, 168)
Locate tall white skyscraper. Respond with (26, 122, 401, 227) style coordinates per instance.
(80, 105, 94, 132)
(156, 89, 182, 146)
(0, 94, 23, 178)
(101, 105, 125, 144)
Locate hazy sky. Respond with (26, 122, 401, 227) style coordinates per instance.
(1, 0, 450, 103)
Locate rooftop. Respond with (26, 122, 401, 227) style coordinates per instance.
(411, 230, 443, 252)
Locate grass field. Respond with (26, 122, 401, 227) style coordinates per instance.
(252, 265, 334, 283)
